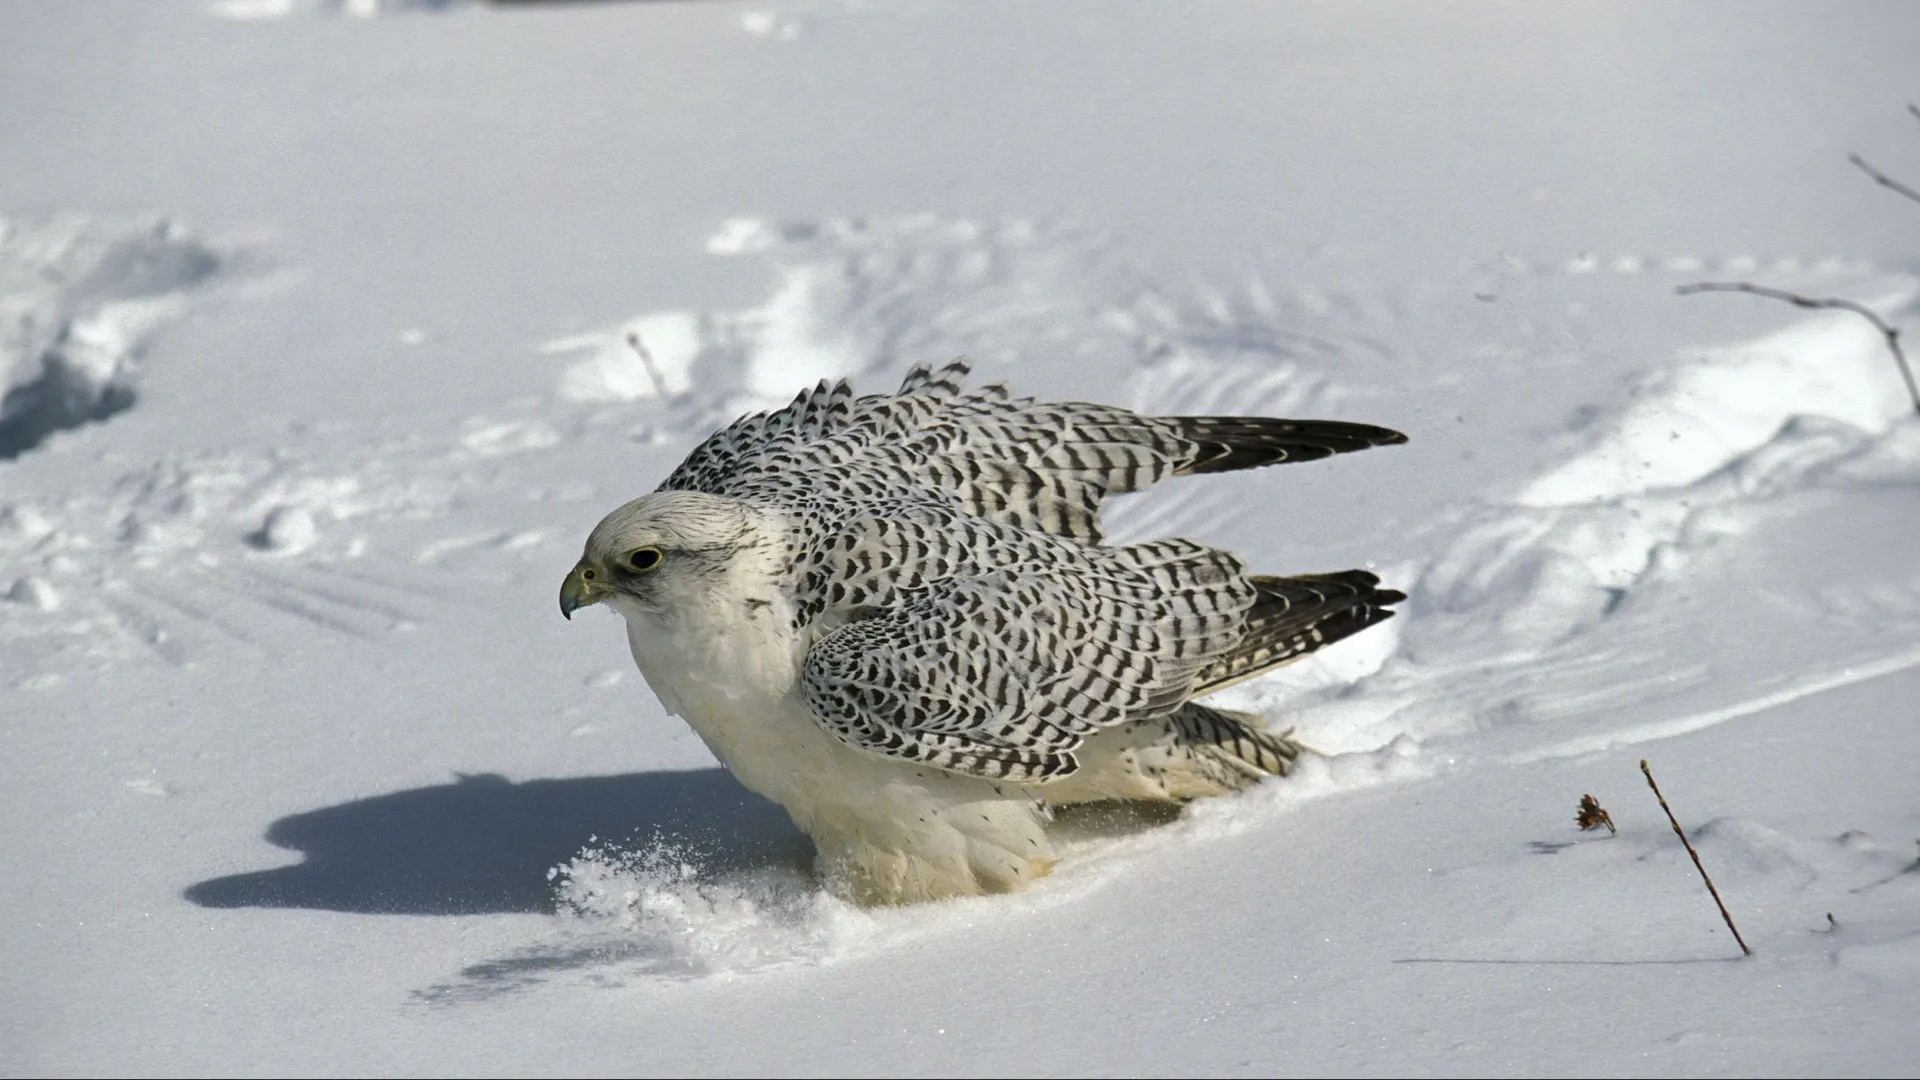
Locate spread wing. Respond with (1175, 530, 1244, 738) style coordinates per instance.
(658, 359, 1407, 544)
(799, 541, 1256, 782)
(659, 359, 1408, 781)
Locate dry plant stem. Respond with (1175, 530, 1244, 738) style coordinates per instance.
(625, 331, 671, 400)
(1846, 103, 1920, 208)
(1676, 281, 1920, 417)
(1640, 759, 1752, 957)
(1848, 152, 1920, 208)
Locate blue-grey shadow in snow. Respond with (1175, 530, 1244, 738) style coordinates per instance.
(185, 769, 812, 915)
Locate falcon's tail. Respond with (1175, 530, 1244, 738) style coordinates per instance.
(1168, 416, 1407, 474)
(1038, 703, 1305, 805)
(1037, 570, 1399, 807)
(1186, 570, 1402, 698)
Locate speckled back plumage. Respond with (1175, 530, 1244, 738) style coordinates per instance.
(655, 359, 1405, 782)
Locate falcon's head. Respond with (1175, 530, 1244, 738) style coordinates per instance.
(559, 491, 771, 620)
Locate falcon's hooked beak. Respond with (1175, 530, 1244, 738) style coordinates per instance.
(559, 561, 609, 620)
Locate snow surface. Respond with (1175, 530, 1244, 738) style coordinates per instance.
(4, 2, 1920, 1075)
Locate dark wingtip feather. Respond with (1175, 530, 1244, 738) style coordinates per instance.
(1187, 570, 1406, 697)
(1244, 570, 1404, 622)
(1173, 417, 1408, 475)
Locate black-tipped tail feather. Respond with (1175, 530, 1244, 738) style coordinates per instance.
(1174, 702, 1306, 781)
(1171, 416, 1407, 475)
(1192, 569, 1404, 696)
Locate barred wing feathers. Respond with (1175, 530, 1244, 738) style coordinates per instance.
(659, 359, 1405, 544)
(656, 359, 1407, 781)
(801, 541, 1255, 782)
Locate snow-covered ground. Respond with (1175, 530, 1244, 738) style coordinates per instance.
(4, 2, 1919, 1074)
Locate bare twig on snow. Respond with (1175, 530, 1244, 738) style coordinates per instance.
(1640, 759, 1752, 957)
(1847, 103, 1920, 207)
(1676, 282, 1920, 417)
(1849, 151, 1920, 208)
(625, 330, 671, 400)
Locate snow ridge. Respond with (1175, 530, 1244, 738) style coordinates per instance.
(0, 215, 218, 459)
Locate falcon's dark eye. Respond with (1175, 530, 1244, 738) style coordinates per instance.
(627, 547, 664, 573)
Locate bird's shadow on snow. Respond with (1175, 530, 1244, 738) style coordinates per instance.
(184, 769, 812, 915)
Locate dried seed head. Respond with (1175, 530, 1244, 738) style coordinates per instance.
(1576, 794, 1616, 834)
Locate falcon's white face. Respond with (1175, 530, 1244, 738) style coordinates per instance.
(559, 490, 773, 620)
